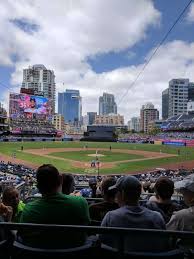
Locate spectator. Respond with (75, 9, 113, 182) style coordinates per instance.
(19, 164, 90, 248)
(89, 177, 118, 223)
(0, 203, 13, 222)
(2, 187, 25, 222)
(167, 174, 194, 231)
(0, 203, 13, 241)
(146, 177, 181, 223)
(100, 176, 166, 252)
(62, 173, 75, 195)
(80, 178, 97, 198)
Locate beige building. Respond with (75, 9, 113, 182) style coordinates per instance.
(140, 103, 159, 133)
(52, 114, 65, 131)
(94, 114, 124, 125)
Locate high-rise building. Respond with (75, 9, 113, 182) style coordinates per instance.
(58, 89, 82, 125)
(162, 88, 169, 120)
(94, 114, 124, 126)
(87, 112, 97, 125)
(99, 93, 117, 115)
(128, 117, 140, 132)
(52, 114, 65, 131)
(0, 102, 8, 132)
(168, 79, 189, 117)
(188, 82, 194, 101)
(22, 64, 56, 113)
(140, 103, 159, 133)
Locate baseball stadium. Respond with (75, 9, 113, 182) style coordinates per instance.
(1, 1, 194, 257)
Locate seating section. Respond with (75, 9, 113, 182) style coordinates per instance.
(0, 224, 191, 259)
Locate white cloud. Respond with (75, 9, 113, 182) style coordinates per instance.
(187, 3, 194, 22)
(1, 1, 194, 123)
(71, 41, 194, 122)
(0, 0, 160, 70)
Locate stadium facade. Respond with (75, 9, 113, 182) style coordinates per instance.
(81, 125, 118, 142)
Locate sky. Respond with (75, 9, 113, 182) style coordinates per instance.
(0, 0, 194, 122)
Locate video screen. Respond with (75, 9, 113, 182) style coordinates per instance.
(9, 93, 52, 119)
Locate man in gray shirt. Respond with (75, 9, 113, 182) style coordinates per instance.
(167, 174, 194, 231)
(100, 176, 166, 252)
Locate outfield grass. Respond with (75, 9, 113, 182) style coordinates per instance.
(48, 150, 144, 162)
(0, 141, 193, 174)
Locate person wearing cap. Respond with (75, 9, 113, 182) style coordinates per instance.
(167, 174, 194, 231)
(100, 176, 166, 252)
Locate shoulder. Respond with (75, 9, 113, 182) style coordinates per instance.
(66, 195, 88, 206)
(22, 199, 40, 211)
(141, 206, 164, 219)
(146, 201, 159, 210)
(103, 207, 123, 218)
(172, 208, 192, 218)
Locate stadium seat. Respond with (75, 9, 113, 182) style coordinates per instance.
(12, 241, 93, 259)
(97, 244, 119, 258)
(124, 249, 184, 258)
(0, 239, 14, 259)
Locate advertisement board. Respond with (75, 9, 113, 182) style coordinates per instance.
(163, 141, 185, 146)
(9, 93, 52, 119)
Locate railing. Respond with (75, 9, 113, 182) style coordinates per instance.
(0, 222, 193, 239)
(0, 222, 194, 257)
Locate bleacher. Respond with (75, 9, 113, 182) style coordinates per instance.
(161, 113, 194, 132)
(9, 119, 57, 137)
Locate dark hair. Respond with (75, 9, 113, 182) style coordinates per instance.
(62, 174, 75, 195)
(30, 97, 36, 102)
(2, 187, 18, 203)
(36, 164, 61, 194)
(2, 187, 19, 211)
(101, 177, 117, 198)
(154, 177, 174, 200)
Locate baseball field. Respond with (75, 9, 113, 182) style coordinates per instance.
(0, 141, 194, 175)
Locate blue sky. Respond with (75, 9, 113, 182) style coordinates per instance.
(0, 0, 194, 120)
(88, 0, 194, 73)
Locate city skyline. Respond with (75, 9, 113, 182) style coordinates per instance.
(0, 1, 194, 121)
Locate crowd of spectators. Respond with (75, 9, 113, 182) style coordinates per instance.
(156, 131, 194, 140)
(118, 133, 154, 143)
(0, 162, 194, 253)
(9, 118, 57, 136)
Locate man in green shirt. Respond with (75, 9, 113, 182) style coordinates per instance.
(19, 164, 90, 248)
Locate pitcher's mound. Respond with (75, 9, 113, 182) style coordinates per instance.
(88, 154, 105, 157)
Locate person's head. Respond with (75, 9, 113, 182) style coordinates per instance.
(89, 178, 97, 191)
(62, 174, 75, 195)
(30, 97, 36, 108)
(109, 176, 142, 207)
(2, 187, 19, 210)
(101, 177, 117, 201)
(36, 164, 62, 195)
(175, 174, 194, 206)
(154, 177, 174, 202)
